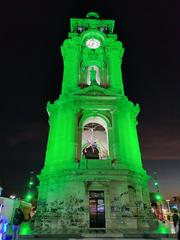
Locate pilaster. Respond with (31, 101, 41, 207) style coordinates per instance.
(44, 100, 78, 171)
(61, 43, 81, 95)
(106, 44, 124, 95)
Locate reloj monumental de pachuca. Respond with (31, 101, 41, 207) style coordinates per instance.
(34, 12, 155, 233)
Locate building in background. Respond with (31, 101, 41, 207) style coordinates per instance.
(34, 12, 156, 233)
(150, 172, 165, 221)
(169, 195, 180, 212)
(0, 197, 32, 224)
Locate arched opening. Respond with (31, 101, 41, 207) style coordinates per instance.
(81, 116, 109, 160)
(79, 60, 109, 88)
(87, 65, 100, 85)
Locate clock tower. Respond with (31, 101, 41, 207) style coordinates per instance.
(34, 12, 155, 234)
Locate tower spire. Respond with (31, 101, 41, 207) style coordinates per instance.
(86, 12, 100, 19)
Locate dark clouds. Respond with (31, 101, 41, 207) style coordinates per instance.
(0, 122, 47, 197)
(139, 123, 180, 161)
(143, 160, 180, 199)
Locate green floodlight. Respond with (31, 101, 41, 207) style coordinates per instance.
(154, 193, 162, 202)
(26, 193, 33, 201)
(156, 195, 161, 200)
(29, 181, 33, 186)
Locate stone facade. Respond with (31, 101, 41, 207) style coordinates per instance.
(34, 12, 156, 233)
(34, 166, 155, 232)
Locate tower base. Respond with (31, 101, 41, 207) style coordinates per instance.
(34, 166, 157, 234)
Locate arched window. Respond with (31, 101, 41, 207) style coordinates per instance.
(81, 116, 109, 160)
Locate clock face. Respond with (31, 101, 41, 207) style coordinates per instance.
(86, 38, 101, 49)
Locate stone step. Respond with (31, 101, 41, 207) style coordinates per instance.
(6, 233, 177, 239)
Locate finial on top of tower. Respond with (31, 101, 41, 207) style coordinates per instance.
(70, 12, 114, 34)
(86, 12, 99, 19)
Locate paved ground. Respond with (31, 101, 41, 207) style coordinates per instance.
(4, 220, 178, 239)
(5, 235, 178, 239)
(6, 237, 177, 240)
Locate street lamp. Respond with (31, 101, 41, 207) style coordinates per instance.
(9, 195, 16, 199)
(25, 171, 35, 202)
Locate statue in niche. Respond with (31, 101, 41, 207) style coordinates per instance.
(89, 67, 97, 85)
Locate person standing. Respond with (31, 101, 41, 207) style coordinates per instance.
(172, 210, 179, 233)
(12, 207, 30, 240)
(0, 215, 8, 240)
(0, 206, 9, 240)
(178, 211, 180, 240)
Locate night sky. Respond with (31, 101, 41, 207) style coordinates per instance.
(1, 1, 180, 199)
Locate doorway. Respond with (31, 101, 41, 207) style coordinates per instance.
(89, 191, 105, 228)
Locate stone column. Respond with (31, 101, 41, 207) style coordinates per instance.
(128, 104, 143, 170)
(107, 125, 113, 160)
(112, 98, 145, 171)
(44, 101, 77, 170)
(112, 107, 129, 168)
(106, 46, 124, 95)
(61, 45, 80, 94)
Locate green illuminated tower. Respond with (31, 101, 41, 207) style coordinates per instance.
(35, 12, 154, 233)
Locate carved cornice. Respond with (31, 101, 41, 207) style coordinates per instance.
(47, 99, 79, 125)
(111, 98, 140, 121)
(70, 84, 121, 97)
(61, 44, 81, 58)
(47, 94, 139, 120)
(39, 167, 149, 183)
(105, 42, 124, 58)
